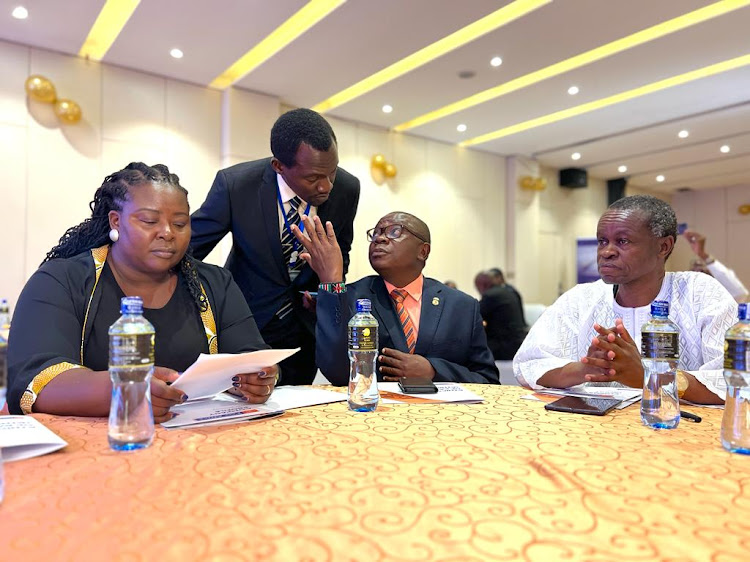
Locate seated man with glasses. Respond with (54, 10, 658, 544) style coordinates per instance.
(291, 211, 499, 385)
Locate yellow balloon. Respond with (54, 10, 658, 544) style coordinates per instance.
(384, 162, 397, 178)
(371, 153, 387, 170)
(519, 176, 535, 189)
(54, 99, 83, 124)
(25, 75, 57, 103)
(534, 177, 547, 191)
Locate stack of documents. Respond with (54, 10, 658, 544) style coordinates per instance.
(162, 386, 347, 429)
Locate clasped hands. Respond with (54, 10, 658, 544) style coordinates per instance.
(579, 319, 643, 388)
(149, 365, 279, 423)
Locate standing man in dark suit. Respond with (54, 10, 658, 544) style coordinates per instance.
(190, 108, 360, 385)
(474, 270, 528, 360)
(291, 212, 499, 386)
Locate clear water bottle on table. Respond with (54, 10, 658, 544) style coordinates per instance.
(348, 298, 380, 412)
(109, 296, 155, 451)
(640, 300, 680, 429)
(721, 303, 750, 454)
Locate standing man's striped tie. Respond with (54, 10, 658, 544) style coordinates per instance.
(390, 289, 416, 353)
(277, 196, 304, 320)
(281, 196, 303, 270)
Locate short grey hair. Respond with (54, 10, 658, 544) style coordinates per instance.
(608, 195, 677, 240)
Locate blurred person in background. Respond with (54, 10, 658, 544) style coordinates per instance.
(684, 230, 748, 302)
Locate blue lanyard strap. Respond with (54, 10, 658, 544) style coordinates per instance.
(277, 187, 311, 252)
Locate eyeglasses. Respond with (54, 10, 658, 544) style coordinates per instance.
(366, 223, 428, 243)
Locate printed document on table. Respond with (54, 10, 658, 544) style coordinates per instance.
(0, 416, 67, 461)
(161, 396, 283, 429)
(172, 348, 299, 400)
(161, 386, 347, 430)
(378, 382, 484, 404)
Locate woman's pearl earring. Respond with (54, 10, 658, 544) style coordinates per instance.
(109, 229, 119, 243)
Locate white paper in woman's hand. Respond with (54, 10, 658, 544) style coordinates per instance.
(171, 348, 299, 400)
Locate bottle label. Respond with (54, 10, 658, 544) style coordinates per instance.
(641, 332, 679, 359)
(349, 326, 377, 351)
(724, 339, 749, 371)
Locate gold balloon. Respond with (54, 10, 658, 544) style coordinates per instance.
(54, 99, 82, 124)
(534, 177, 547, 191)
(519, 176, 535, 190)
(739, 204, 750, 215)
(371, 153, 387, 170)
(384, 162, 397, 178)
(25, 75, 57, 103)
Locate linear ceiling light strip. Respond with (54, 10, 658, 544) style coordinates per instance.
(210, 0, 346, 90)
(458, 54, 750, 147)
(311, 0, 551, 114)
(395, 0, 750, 132)
(78, 0, 141, 61)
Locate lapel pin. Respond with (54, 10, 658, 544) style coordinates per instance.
(432, 297, 440, 306)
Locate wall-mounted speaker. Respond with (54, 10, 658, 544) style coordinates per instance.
(607, 177, 627, 206)
(559, 167, 587, 188)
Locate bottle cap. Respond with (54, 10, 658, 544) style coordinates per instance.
(650, 300, 669, 318)
(355, 298, 372, 313)
(739, 303, 748, 321)
(120, 296, 144, 314)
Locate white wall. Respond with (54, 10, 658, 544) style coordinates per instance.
(0, 40, 222, 309)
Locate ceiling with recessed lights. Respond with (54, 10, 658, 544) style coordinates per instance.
(1, 0, 750, 192)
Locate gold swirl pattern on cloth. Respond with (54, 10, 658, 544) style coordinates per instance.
(2, 386, 749, 561)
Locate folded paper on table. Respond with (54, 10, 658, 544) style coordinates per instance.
(378, 382, 484, 404)
(0, 415, 68, 461)
(265, 386, 347, 410)
(172, 348, 299, 400)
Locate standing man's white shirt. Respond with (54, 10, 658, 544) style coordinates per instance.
(706, 259, 749, 302)
(513, 271, 737, 399)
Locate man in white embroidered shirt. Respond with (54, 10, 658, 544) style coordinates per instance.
(513, 195, 737, 405)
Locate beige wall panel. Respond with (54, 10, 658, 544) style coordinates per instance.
(226, 88, 278, 162)
(165, 79, 221, 210)
(0, 40, 29, 128)
(726, 220, 750, 292)
(25, 124, 101, 276)
(0, 125, 27, 308)
(102, 65, 166, 148)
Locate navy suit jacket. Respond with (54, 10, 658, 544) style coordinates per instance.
(316, 276, 499, 386)
(190, 158, 360, 331)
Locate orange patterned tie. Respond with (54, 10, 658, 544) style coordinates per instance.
(390, 289, 416, 354)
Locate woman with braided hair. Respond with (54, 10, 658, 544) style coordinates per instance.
(7, 162, 277, 421)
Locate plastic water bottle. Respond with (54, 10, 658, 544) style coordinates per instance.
(348, 298, 379, 412)
(721, 303, 750, 454)
(108, 296, 155, 451)
(0, 298, 10, 330)
(640, 300, 680, 429)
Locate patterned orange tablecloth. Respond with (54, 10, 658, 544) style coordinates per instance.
(2, 385, 749, 561)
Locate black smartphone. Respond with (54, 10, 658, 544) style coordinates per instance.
(398, 377, 438, 394)
(544, 396, 621, 416)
